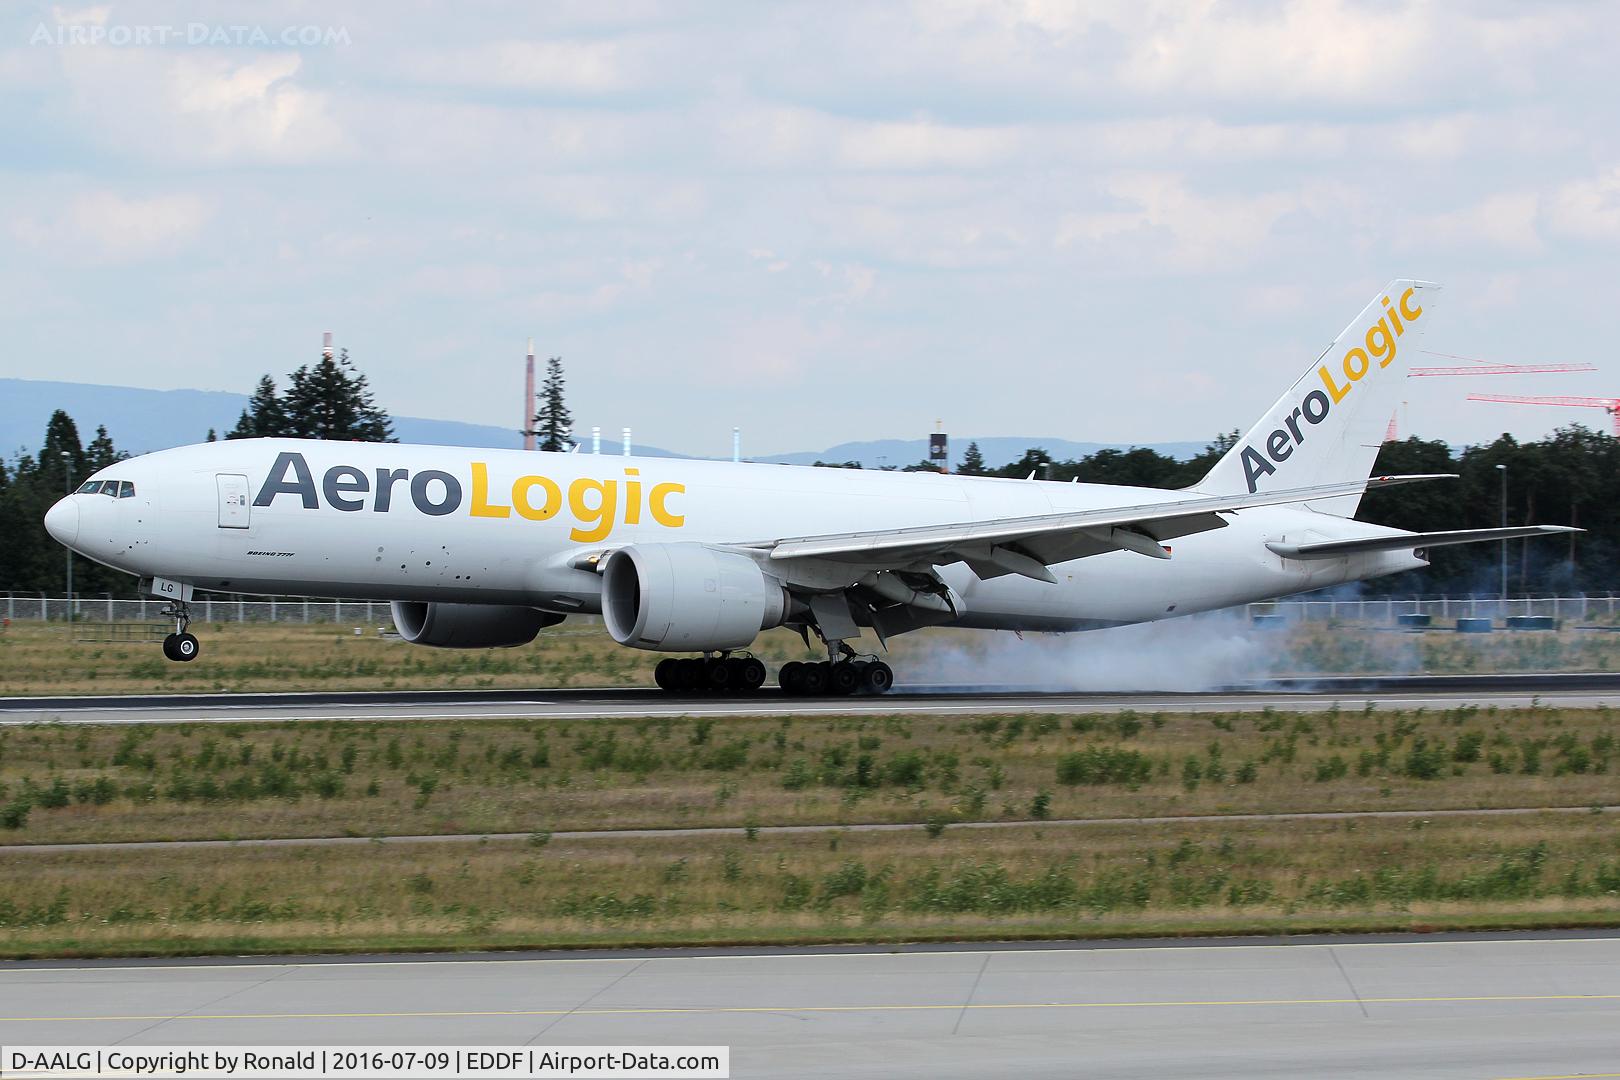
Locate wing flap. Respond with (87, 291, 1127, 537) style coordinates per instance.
(1267, 525, 1580, 561)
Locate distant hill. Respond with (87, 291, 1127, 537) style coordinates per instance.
(0, 378, 681, 458)
(0, 377, 1211, 468)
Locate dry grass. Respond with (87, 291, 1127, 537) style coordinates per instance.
(2, 812, 1616, 957)
(2, 618, 1619, 697)
(0, 705, 1615, 844)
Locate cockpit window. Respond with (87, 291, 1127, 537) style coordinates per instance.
(77, 481, 102, 494)
(118, 481, 136, 499)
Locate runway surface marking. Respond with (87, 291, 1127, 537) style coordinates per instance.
(4, 934, 1615, 974)
(8, 992, 1619, 1025)
(2, 804, 1614, 855)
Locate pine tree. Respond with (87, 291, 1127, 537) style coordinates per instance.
(39, 411, 85, 495)
(281, 348, 395, 442)
(959, 441, 987, 475)
(228, 375, 288, 439)
(534, 356, 573, 452)
(86, 425, 120, 472)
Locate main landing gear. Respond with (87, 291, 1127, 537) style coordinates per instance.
(777, 658, 893, 696)
(654, 654, 769, 694)
(652, 650, 896, 696)
(159, 600, 200, 663)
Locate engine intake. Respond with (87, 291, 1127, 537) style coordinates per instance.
(602, 543, 787, 651)
(391, 601, 563, 649)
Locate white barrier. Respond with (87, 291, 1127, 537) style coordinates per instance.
(1245, 595, 1619, 624)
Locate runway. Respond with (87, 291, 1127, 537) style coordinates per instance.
(1, 673, 1618, 725)
(2, 934, 1617, 1078)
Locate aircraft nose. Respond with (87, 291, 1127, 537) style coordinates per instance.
(44, 497, 79, 547)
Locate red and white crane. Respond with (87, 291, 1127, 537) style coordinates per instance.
(1409, 351, 1597, 378)
(1466, 394, 1620, 437)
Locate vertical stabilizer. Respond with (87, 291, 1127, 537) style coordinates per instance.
(1194, 279, 1440, 517)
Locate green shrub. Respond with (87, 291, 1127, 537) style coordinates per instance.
(1055, 746, 1153, 786)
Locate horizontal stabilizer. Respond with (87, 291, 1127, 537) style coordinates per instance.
(1266, 525, 1580, 561)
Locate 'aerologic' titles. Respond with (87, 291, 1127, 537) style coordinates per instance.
(253, 453, 685, 543)
(1239, 287, 1424, 493)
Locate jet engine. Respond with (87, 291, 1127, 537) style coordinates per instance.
(601, 543, 788, 651)
(390, 601, 564, 649)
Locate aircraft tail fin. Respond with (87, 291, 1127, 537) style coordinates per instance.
(1194, 279, 1440, 517)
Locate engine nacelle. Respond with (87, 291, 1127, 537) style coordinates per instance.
(601, 543, 787, 651)
(391, 601, 564, 649)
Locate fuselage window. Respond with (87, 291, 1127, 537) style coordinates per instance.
(99, 481, 118, 497)
(118, 481, 136, 499)
(77, 481, 102, 494)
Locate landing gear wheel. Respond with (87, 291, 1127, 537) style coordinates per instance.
(828, 662, 861, 696)
(162, 634, 180, 661)
(860, 661, 894, 695)
(677, 658, 705, 691)
(779, 661, 804, 694)
(654, 658, 678, 691)
(172, 633, 199, 662)
(705, 658, 734, 692)
(799, 662, 828, 695)
(737, 657, 767, 691)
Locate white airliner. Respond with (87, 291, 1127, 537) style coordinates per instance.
(45, 280, 1573, 695)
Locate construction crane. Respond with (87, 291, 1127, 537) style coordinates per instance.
(1466, 394, 1620, 437)
(1410, 351, 1597, 377)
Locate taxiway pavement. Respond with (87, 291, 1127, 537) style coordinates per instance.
(2, 934, 1617, 1078)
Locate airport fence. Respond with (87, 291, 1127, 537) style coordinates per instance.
(2, 592, 1617, 628)
(1247, 595, 1620, 625)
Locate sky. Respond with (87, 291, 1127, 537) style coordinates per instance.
(1, 1, 1617, 458)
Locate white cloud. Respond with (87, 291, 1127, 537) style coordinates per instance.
(10, 190, 212, 264)
(1055, 174, 1299, 271)
(1546, 166, 1620, 243)
(401, 38, 647, 95)
(55, 48, 343, 163)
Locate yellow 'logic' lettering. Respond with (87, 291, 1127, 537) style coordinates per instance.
(650, 482, 685, 527)
(569, 478, 616, 542)
(1318, 365, 1352, 403)
(513, 475, 562, 521)
(469, 462, 510, 518)
(466, 462, 685, 538)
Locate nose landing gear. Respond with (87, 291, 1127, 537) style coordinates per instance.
(159, 600, 200, 663)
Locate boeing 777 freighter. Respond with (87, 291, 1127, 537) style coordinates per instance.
(44, 280, 1574, 694)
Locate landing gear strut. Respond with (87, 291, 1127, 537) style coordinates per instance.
(160, 600, 200, 663)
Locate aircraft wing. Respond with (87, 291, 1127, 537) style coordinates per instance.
(758, 474, 1455, 581)
(1265, 525, 1580, 561)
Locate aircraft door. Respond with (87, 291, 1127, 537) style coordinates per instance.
(217, 473, 251, 529)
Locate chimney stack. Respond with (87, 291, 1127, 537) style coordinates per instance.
(523, 339, 536, 451)
(733, 427, 741, 463)
(592, 426, 601, 455)
(622, 427, 632, 457)
(322, 330, 334, 360)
